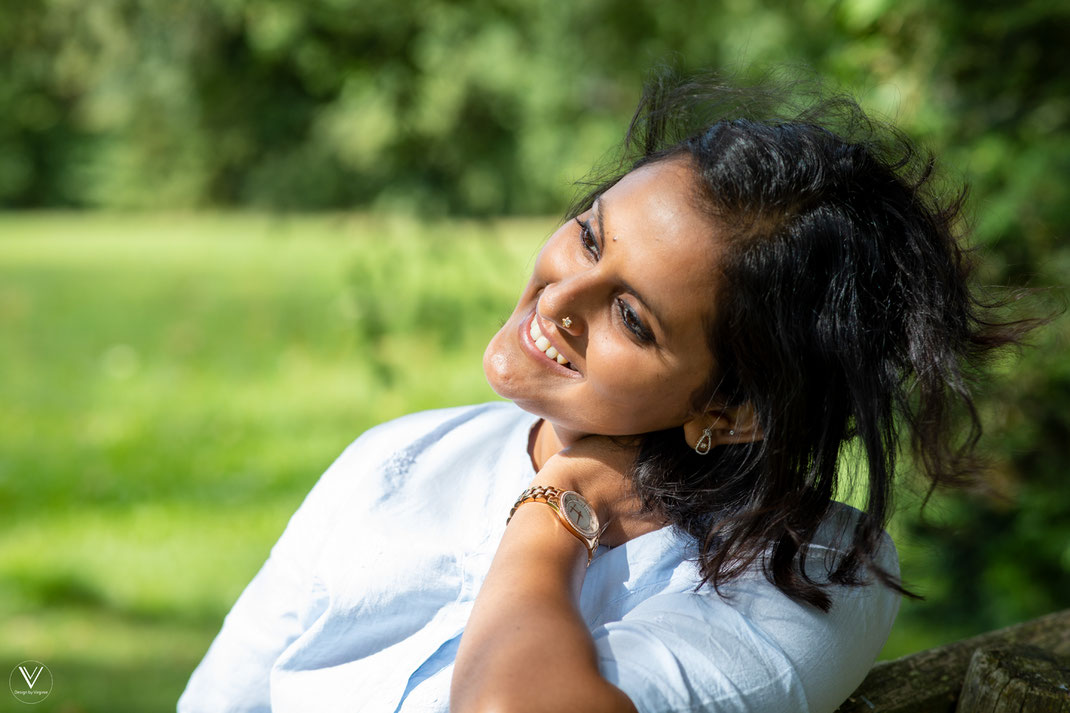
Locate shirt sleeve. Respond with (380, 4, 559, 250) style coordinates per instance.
(592, 561, 900, 713)
(177, 438, 369, 713)
(177, 545, 316, 712)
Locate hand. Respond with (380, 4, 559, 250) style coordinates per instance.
(531, 435, 665, 548)
(453, 431, 644, 713)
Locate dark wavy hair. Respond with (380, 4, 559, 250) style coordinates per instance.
(569, 69, 1032, 612)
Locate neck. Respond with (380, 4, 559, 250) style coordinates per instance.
(530, 420, 585, 471)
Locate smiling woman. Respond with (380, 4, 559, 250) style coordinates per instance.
(178, 70, 1029, 713)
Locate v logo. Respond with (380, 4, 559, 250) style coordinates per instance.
(19, 665, 42, 689)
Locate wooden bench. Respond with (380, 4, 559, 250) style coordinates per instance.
(835, 608, 1070, 713)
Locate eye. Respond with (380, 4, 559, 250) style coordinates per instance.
(573, 213, 655, 345)
(575, 218, 600, 260)
(616, 298, 655, 343)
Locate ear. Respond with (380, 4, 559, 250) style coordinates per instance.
(682, 402, 763, 452)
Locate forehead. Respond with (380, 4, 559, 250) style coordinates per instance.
(599, 159, 721, 343)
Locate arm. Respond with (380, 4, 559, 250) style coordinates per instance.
(179, 432, 370, 712)
(178, 547, 311, 713)
(451, 438, 655, 713)
(452, 502, 637, 713)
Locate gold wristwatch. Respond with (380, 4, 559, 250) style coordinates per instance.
(507, 486, 600, 565)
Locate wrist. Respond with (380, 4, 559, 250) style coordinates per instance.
(499, 499, 591, 590)
(508, 485, 601, 565)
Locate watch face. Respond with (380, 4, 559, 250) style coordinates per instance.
(560, 491, 598, 538)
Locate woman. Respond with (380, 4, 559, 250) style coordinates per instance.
(179, 71, 1022, 712)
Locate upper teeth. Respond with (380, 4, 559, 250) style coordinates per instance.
(530, 316, 571, 366)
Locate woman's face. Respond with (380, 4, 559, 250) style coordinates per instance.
(484, 158, 722, 440)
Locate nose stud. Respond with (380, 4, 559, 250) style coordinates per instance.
(562, 316, 572, 328)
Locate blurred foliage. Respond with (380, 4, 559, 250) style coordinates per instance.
(4, 0, 1060, 218)
(1, 0, 1068, 707)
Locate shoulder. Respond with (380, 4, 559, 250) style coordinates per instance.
(593, 504, 899, 713)
(306, 400, 538, 513)
(807, 502, 900, 583)
(330, 400, 530, 474)
(279, 401, 534, 544)
(698, 503, 899, 711)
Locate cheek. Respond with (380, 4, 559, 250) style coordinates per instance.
(588, 341, 668, 400)
(590, 349, 702, 419)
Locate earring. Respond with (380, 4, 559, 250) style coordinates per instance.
(694, 426, 713, 455)
(561, 316, 572, 328)
(729, 430, 735, 436)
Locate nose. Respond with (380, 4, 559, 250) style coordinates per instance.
(537, 270, 597, 336)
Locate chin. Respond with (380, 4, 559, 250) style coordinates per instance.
(483, 333, 513, 398)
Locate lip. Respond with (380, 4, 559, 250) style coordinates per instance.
(518, 309, 580, 377)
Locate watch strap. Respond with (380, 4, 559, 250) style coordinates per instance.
(507, 486, 598, 565)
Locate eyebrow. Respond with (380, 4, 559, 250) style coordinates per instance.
(592, 198, 668, 338)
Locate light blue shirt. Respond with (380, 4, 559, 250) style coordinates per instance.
(179, 402, 899, 712)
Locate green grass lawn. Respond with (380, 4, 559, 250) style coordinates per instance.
(0, 212, 1006, 711)
(0, 212, 547, 712)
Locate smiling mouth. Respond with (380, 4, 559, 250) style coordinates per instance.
(529, 315, 575, 370)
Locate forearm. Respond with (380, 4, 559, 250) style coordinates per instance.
(451, 502, 638, 713)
